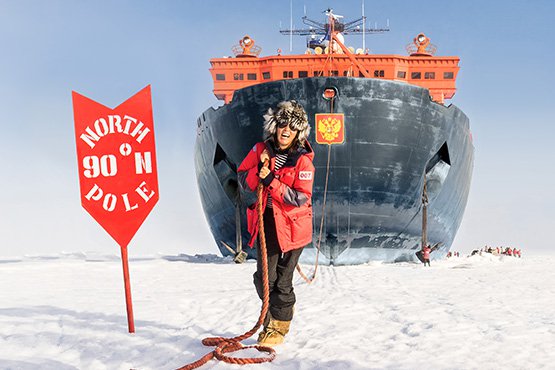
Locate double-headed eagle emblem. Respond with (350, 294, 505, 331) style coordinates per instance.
(315, 113, 345, 144)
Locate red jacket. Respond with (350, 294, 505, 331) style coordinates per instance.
(238, 141, 315, 253)
(422, 247, 431, 259)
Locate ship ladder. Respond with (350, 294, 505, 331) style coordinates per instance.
(176, 170, 275, 369)
(422, 174, 429, 250)
(415, 174, 442, 262)
(220, 192, 248, 264)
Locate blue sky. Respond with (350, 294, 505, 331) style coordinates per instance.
(0, 0, 553, 257)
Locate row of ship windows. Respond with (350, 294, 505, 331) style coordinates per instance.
(400, 71, 455, 79)
(216, 71, 454, 81)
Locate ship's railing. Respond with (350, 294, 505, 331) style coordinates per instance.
(231, 44, 262, 57)
(406, 42, 437, 56)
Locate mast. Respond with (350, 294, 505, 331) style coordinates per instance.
(362, 0, 366, 51)
(290, 0, 293, 52)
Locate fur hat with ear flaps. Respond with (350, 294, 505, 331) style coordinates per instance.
(263, 100, 310, 148)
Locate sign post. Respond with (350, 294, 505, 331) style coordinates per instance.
(120, 246, 134, 333)
(72, 85, 159, 333)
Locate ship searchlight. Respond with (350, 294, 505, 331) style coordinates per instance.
(406, 33, 437, 56)
(232, 35, 262, 57)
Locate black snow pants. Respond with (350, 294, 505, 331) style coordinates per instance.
(253, 207, 303, 322)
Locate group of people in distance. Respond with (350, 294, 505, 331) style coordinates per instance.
(470, 246, 522, 258)
(445, 251, 460, 258)
(443, 246, 523, 261)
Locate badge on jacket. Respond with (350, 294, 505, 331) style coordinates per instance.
(299, 171, 313, 180)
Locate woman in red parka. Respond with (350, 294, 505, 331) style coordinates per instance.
(238, 100, 314, 346)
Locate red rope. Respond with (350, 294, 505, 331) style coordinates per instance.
(177, 180, 275, 369)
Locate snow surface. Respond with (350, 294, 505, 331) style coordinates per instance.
(1, 253, 554, 369)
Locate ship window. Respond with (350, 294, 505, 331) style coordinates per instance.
(397, 71, 406, 79)
(374, 70, 385, 78)
(343, 71, 349, 76)
(330, 70, 339, 76)
(359, 72, 365, 77)
(216, 74, 225, 81)
(425, 72, 435, 79)
(263, 72, 271, 79)
(411, 72, 422, 79)
(247, 73, 257, 80)
(444, 71, 454, 79)
(314, 71, 322, 77)
(233, 73, 244, 80)
(283, 71, 293, 78)
(298, 70, 308, 78)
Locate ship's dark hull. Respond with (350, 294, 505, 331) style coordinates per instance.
(195, 77, 473, 264)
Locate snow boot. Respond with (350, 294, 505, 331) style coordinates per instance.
(257, 315, 291, 347)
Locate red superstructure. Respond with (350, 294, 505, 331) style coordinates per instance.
(210, 31, 459, 105)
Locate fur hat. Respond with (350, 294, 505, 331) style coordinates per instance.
(263, 100, 310, 146)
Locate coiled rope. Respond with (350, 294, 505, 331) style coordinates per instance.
(177, 175, 275, 369)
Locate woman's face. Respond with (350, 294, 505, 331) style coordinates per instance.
(276, 123, 298, 149)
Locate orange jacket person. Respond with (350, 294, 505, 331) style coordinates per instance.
(422, 245, 432, 266)
(238, 100, 314, 346)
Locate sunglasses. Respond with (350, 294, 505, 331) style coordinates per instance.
(277, 121, 299, 130)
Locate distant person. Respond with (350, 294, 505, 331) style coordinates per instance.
(238, 100, 314, 347)
(422, 245, 432, 266)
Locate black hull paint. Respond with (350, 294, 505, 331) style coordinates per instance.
(195, 77, 473, 264)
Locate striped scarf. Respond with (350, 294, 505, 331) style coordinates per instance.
(267, 152, 288, 208)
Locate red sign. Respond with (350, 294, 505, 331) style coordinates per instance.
(315, 113, 345, 145)
(72, 85, 159, 248)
